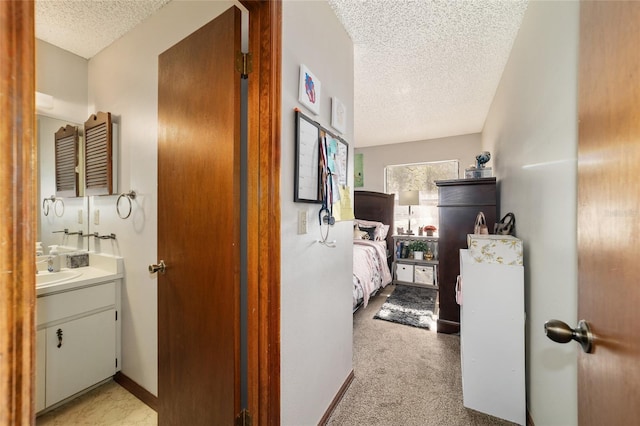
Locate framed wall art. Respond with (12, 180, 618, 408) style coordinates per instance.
(298, 64, 321, 115)
(324, 132, 348, 187)
(294, 110, 322, 203)
(331, 97, 346, 134)
(354, 153, 364, 187)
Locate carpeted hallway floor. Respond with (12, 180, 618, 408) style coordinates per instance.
(327, 284, 517, 426)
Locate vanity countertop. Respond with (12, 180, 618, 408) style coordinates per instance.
(36, 253, 124, 297)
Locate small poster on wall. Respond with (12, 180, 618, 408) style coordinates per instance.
(298, 64, 321, 115)
(331, 97, 346, 134)
(354, 153, 364, 187)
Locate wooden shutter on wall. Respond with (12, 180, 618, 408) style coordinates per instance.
(84, 111, 113, 195)
(54, 124, 79, 197)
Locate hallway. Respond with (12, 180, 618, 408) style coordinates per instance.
(327, 285, 515, 425)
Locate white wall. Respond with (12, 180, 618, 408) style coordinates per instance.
(281, 1, 354, 424)
(86, 0, 237, 396)
(355, 133, 481, 192)
(36, 39, 88, 124)
(482, 2, 579, 425)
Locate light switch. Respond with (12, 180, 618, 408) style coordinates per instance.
(298, 210, 308, 234)
(94, 209, 100, 225)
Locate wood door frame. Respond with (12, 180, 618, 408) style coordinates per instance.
(2, 0, 281, 424)
(241, 1, 282, 423)
(1, 0, 37, 424)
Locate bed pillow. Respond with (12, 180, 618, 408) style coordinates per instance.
(354, 219, 388, 241)
(353, 228, 369, 240)
(358, 226, 377, 241)
(378, 224, 390, 241)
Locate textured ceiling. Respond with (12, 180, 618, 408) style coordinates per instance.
(35, 0, 528, 148)
(328, 0, 529, 147)
(36, 0, 171, 59)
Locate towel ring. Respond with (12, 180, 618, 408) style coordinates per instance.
(43, 198, 51, 216)
(43, 196, 64, 217)
(116, 190, 136, 219)
(43, 195, 59, 216)
(54, 198, 65, 217)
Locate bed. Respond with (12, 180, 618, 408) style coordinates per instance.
(352, 191, 395, 311)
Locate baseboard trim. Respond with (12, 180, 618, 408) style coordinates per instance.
(527, 409, 535, 426)
(318, 370, 355, 425)
(114, 372, 158, 412)
(437, 318, 460, 334)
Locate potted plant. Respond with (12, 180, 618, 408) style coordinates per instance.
(424, 225, 437, 236)
(409, 240, 429, 260)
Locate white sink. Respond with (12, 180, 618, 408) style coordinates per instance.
(36, 270, 82, 286)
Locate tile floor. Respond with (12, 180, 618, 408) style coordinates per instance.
(36, 380, 156, 426)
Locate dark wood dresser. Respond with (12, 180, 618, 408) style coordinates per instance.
(435, 177, 497, 334)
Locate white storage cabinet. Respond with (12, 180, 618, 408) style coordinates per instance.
(459, 249, 525, 425)
(36, 280, 121, 412)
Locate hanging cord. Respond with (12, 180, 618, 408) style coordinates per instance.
(317, 135, 336, 248)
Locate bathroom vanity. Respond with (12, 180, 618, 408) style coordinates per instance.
(35, 253, 123, 414)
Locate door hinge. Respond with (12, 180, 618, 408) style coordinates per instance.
(235, 409, 252, 426)
(236, 52, 252, 79)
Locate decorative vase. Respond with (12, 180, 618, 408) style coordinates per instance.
(414, 251, 424, 260)
(425, 248, 433, 260)
(426, 230, 434, 236)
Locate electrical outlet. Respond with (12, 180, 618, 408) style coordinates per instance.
(298, 210, 308, 234)
(78, 209, 83, 224)
(94, 209, 100, 225)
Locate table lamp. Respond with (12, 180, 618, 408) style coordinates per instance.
(399, 190, 419, 234)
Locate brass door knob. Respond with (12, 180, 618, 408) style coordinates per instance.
(149, 260, 166, 274)
(544, 319, 593, 353)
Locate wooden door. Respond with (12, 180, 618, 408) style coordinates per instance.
(577, 2, 640, 424)
(157, 7, 241, 425)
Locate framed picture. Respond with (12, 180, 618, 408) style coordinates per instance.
(331, 97, 346, 134)
(324, 132, 348, 186)
(294, 110, 322, 203)
(354, 153, 364, 187)
(298, 64, 321, 115)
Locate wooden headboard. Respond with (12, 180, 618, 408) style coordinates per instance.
(353, 190, 395, 251)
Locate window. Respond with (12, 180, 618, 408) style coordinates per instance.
(385, 160, 459, 234)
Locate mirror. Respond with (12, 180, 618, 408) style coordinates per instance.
(38, 115, 90, 252)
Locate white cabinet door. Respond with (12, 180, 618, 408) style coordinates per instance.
(459, 249, 525, 425)
(46, 309, 116, 406)
(36, 328, 46, 412)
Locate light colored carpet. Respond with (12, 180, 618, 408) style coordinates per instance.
(327, 284, 516, 426)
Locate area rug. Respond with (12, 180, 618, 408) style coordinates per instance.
(373, 285, 437, 329)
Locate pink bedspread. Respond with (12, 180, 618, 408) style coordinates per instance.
(353, 240, 392, 307)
